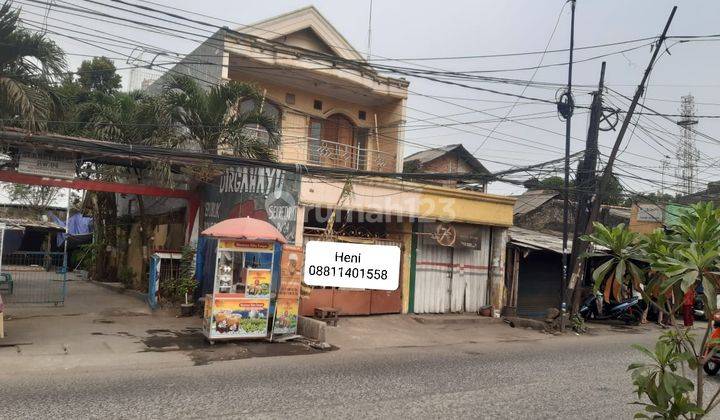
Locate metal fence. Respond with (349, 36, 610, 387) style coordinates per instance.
(0, 251, 67, 305)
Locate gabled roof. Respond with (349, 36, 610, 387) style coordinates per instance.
(234, 6, 365, 62)
(404, 144, 490, 175)
(512, 189, 559, 215)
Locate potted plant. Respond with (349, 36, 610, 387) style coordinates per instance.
(178, 276, 197, 317)
(177, 244, 196, 317)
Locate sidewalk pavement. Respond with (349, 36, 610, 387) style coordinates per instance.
(0, 279, 323, 376)
(0, 279, 666, 376)
(325, 314, 548, 351)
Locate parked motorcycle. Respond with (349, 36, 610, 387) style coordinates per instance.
(579, 293, 644, 325)
(703, 313, 720, 376)
(694, 293, 706, 320)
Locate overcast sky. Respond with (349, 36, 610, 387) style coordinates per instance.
(14, 0, 720, 196)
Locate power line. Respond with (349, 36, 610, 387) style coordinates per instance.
(472, 0, 568, 153)
(22, 0, 720, 180)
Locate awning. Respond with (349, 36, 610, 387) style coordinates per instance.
(508, 226, 568, 254)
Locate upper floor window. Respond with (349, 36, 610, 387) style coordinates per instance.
(240, 99, 281, 145)
(308, 114, 369, 170)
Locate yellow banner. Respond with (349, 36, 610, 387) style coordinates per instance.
(218, 240, 274, 252)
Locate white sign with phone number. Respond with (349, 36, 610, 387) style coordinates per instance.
(303, 241, 400, 291)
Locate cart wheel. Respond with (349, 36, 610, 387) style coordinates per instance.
(705, 360, 720, 376)
(208, 340, 215, 346)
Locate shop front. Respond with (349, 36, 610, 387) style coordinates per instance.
(299, 207, 406, 316)
(296, 176, 514, 316)
(198, 170, 514, 318)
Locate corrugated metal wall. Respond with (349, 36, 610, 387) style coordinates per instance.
(453, 240, 490, 312)
(413, 226, 492, 313)
(414, 244, 452, 313)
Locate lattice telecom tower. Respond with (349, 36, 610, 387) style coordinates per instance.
(676, 94, 700, 195)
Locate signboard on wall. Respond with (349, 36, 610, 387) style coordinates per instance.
(636, 203, 664, 223)
(303, 241, 400, 291)
(203, 166, 300, 243)
(18, 150, 75, 179)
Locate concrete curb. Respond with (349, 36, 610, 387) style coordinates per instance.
(298, 316, 327, 342)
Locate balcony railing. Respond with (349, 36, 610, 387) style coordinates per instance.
(308, 138, 395, 171)
(240, 126, 397, 171)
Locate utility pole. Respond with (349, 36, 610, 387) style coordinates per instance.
(568, 6, 677, 313)
(560, 0, 576, 326)
(568, 62, 606, 299)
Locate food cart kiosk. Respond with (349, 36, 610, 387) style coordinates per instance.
(200, 217, 300, 343)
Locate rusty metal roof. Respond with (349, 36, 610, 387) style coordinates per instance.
(404, 144, 490, 174)
(508, 226, 567, 254)
(0, 217, 64, 231)
(512, 189, 559, 216)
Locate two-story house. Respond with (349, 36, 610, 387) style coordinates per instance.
(152, 7, 515, 316)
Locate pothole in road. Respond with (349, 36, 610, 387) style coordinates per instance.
(138, 328, 331, 366)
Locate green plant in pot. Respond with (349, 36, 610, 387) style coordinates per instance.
(178, 244, 196, 316)
(177, 275, 197, 316)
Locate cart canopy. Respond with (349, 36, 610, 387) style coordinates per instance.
(201, 217, 287, 243)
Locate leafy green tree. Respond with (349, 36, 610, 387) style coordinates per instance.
(3, 184, 60, 214)
(74, 90, 170, 145)
(582, 223, 645, 303)
(0, 1, 65, 130)
(76, 56, 121, 94)
(584, 203, 720, 418)
(629, 331, 703, 418)
(162, 74, 280, 159)
(71, 90, 173, 286)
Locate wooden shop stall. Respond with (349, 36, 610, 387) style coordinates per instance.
(200, 217, 302, 343)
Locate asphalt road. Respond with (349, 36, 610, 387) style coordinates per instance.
(3, 327, 717, 419)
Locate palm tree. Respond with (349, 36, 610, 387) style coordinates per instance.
(162, 75, 280, 160)
(74, 90, 171, 145)
(0, 1, 66, 130)
(71, 90, 173, 287)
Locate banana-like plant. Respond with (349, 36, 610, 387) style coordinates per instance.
(651, 203, 720, 317)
